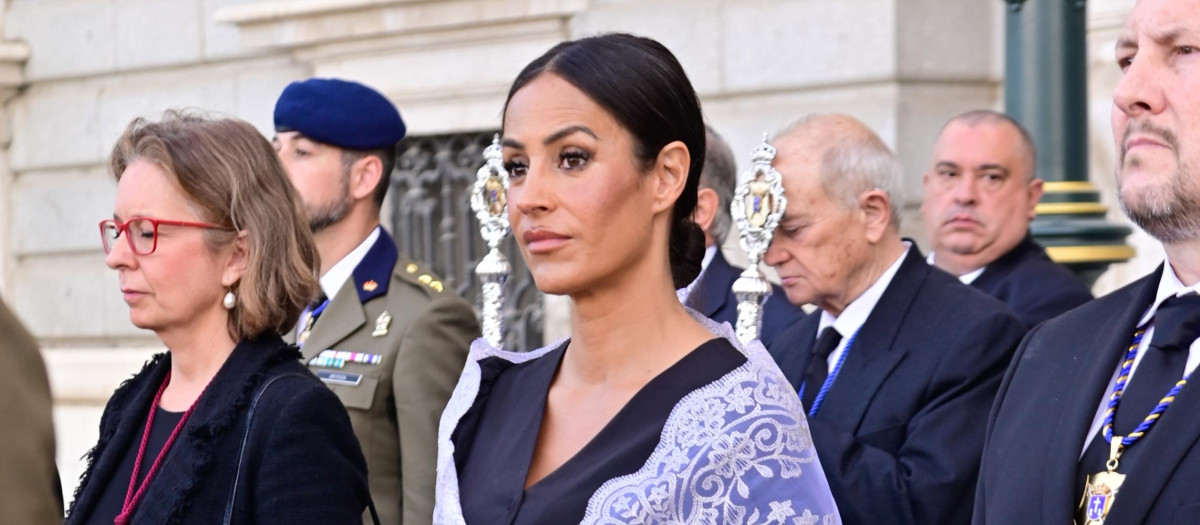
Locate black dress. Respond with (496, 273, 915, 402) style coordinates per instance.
(83, 408, 183, 525)
(452, 338, 746, 524)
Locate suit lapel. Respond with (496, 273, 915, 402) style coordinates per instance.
(814, 247, 923, 432)
(691, 250, 739, 318)
(1039, 267, 1161, 523)
(970, 235, 1038, 294)
(301, 277, 366, 360)
(779, 314, 820, 391)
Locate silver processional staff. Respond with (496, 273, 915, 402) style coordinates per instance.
(730, 134, 788, 343)
(471, 134, 512, 349)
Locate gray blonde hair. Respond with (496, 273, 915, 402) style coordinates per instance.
(777, 114, 905, 228)
(821, 141, 905, 227)
(111, 110, 321, 340)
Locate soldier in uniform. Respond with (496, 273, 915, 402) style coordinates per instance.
(272, 78, 480, 525)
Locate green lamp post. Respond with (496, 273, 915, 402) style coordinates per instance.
(1004, 0, 1133, 286)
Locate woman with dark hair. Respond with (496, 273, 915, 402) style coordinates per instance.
(68, 111, 373, 524)
(435, 33, 840, 524)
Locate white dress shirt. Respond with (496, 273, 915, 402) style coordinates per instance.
(1080, 258, 1200, 455)
(926, 251, 986, 285)
(319, 226, 382, 301)
(817, 242, 911, 374)
(297, 226, 382, 337)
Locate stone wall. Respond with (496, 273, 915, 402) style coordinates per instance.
(1, 0, 1144, 504)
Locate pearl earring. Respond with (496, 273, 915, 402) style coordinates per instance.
(223, 290, 236, 310)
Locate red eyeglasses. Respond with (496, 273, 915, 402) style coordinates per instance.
(99, 218, 230, 255)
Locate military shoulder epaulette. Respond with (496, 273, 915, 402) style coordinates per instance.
(401, 262, 445, 293)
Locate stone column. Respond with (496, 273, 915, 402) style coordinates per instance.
(0, 4, 29, 295)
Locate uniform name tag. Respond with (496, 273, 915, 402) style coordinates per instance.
(316, 370, 363, 386)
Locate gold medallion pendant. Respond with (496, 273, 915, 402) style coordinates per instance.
(1077, 439, 1127, 525)
(1077, 469, 1125, 525)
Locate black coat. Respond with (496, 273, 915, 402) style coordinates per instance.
(970, 235, 1094, 328)
(767, 244, 1026, 525)
(686, 250, 806, 346)
(67, 335, 371, 524)
(975, 265, 1200, 524)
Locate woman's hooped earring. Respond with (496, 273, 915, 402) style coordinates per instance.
(223, 290, 236, 310)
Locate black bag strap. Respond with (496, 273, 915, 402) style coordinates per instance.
(223, 373, 381, 525)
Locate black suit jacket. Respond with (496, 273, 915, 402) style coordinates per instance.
(767, 244, 1025, 525)
(67, 335, 371, 524)
(970, 235, 1093, 327)
(687, 249, 806, 346)
(975, 265, 1200, 524)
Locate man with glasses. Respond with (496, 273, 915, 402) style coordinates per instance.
(922, 110, 1092, 328)
(271, 78, 479, 525)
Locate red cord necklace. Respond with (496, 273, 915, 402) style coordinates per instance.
(113, 371, 202, 525)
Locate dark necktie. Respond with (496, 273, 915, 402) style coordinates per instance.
(310, 293, 330, 323)
(1078, 293, 1200, 491)
(801, 326, 842, 412)
(1114, 293, 1200, 434)
(298, 293, 329, 343)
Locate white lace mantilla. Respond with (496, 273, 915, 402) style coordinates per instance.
(434, 311, 841, 525)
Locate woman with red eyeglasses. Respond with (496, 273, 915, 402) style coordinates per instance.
(67, 110, 374, 525)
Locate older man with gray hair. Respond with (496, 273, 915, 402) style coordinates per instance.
(764, 113, 1025, 525)
(681, 125, 804, 345)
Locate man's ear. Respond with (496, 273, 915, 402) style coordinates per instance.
(650, 140, 691, 215)
(859, 189, 894, 244)
(694, 187, 720, 239)
(223, 231, 250, 287)
(696, 188, 720, 230)
(349, 154, 384, 202)
(1026, 178, 1045, 221)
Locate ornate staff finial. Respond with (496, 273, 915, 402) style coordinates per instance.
(471, 134, 512, 349)
(729, 133, 788, 343)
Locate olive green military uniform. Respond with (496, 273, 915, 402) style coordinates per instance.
(0, 297, 61, 523)
(291, 229, 478, 525)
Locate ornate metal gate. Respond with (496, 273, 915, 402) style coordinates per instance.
(389, 131, 544, 351)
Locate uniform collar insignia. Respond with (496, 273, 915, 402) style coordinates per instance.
(351, 229, 399, 303)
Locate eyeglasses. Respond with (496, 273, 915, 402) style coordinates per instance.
(99, 218, 229, 255)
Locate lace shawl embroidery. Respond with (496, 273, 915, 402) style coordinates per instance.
(434, 312, 841, 524)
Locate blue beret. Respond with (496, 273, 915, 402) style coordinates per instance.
(274, 78, 406, 150)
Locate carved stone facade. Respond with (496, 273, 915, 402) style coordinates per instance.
(1, 0, 1147, 502)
